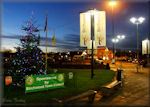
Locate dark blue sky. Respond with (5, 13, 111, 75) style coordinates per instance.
(1, 1, 149, 52)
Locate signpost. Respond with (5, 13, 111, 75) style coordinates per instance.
(80, 9, 106, 48)
(142, 39, 150, 55)
(80, 12, 91, 47)
(142, 38, 150, 66)
(25, 73, 64, 93)
(68, 72, 73, 79)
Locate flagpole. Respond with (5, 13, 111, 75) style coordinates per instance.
(51, 31, 55, 46)
(45, 10, 48, 71)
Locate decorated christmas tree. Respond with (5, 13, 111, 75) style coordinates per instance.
(7, 14, 47, 86)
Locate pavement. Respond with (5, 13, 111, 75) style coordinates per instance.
(70, 61, 150, 106)
(95, 61, 149, 106)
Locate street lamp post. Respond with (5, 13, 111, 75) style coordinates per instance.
(117, 35, 125, 69)
(109, 1, 116, 63)
(80, 8, 99, 79)
(130, 17, 145, 72)
(90, 9, 95, 79)
(112, 38, 119, 62)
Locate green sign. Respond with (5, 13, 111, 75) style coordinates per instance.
(25, 73, 64, 93)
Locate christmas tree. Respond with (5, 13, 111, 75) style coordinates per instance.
(7, 14, 47, 87)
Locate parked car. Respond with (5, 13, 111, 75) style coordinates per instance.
(132, 59, 138, 63)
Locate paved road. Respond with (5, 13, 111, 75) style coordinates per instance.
(95, 61, 149, 106)
(72, 62, 149, 106)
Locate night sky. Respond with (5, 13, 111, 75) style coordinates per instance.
(1, 1, 149, 52)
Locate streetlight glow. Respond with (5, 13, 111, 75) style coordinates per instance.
(138, 17, 145, 23)
(122, 35, 125, 39)
(117, 35, 121, 39)
(112, 38, 119, 43)
(130, 17, 136, 24)
(109, 1, 116, 6)
(112, 38, 115, 42)
(116, 39, 119, 42)
(130, 17, 145, 24)
(117, 35, 125, 39)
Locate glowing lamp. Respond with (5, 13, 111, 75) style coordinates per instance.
(138, 17, 145, 23)
(130, 17, 145, 24)
(130, 17, 136, 24)
(5, 76, 12, 85)
(109, 1, 116, 6)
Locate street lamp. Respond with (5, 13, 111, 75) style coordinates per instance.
(109, 1, 117, 63)
(112, 38, 119, 62)
(109, 1, 117, 6)
(112, 38, 119, 43)
(130, 17, 145, 72)
(117, 35, 126, 69)
(117, 35, 125, 40)
(80, 8, 99, 79)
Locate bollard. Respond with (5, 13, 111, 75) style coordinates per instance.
(117, 69, 123, 81)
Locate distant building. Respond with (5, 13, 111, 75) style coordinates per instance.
(96, 46, 113, 60)
(73, 55, 82, 61)
(72, 46, 113, 64)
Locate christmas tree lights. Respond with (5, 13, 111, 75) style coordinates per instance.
(7, 14, 46, 87)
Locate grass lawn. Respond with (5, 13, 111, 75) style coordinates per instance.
(3, 68, 115, 104)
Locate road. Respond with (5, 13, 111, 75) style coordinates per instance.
(72, 61, 149, 106)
